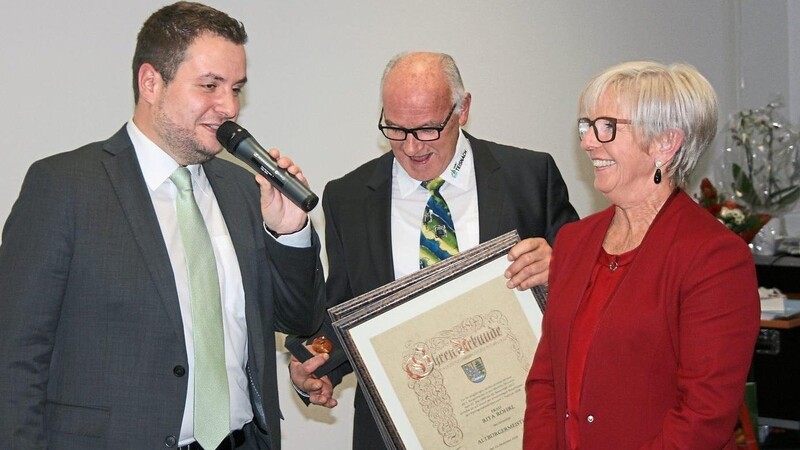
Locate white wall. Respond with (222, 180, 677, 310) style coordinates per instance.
(0, 1, 794, 448)
(791, 1, 800, 126)
(738, 1, 789, 109)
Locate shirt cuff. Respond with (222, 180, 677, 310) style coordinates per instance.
(263, 218, 312, 248)
(292, 380, 311, 398)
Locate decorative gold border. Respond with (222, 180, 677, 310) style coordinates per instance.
(330, 231, 545, 449)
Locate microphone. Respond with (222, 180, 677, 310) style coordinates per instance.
(216, 121, 319, 212)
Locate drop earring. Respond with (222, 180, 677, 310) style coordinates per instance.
(654, 160, 662, 184)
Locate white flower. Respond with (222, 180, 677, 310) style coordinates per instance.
(720, 206, 746, 225)
(724, 100, 800, 212)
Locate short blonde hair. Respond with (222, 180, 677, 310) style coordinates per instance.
(579, 61, 718, 188)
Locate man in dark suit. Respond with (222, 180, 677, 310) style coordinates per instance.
(0, 2, 326, 449)
(290, 51, 579, 449)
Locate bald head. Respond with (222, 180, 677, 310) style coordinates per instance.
(381, 52, 466, 107)
(377, 51, 472, 182)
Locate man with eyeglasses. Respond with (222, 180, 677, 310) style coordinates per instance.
(289, 51, 578, 449)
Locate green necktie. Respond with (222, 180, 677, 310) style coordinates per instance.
(170, 167, 230, 448)
(420, 177, 459, 269)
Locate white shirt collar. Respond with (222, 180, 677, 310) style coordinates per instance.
(127, 120, 206, 191)
(394, 129, 474, 197)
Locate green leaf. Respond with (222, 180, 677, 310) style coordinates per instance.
(731, 163, 762, 208)
(769, 185, 800, 208)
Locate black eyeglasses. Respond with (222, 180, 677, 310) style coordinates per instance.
(378, 103, 458, 141)
(578, 117, 632, 143)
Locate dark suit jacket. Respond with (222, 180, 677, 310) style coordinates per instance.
(0, 126, 326, 450)
(524, 191, 760, 449)
(322, 131, 579, 449)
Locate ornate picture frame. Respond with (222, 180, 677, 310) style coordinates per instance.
(331, 231, 546, 449)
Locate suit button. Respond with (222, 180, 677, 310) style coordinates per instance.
(164, 435, 178, 447)
(587, 415, 594, 423)
(565, 413, 569, 420)
(173, 365, 186, 377)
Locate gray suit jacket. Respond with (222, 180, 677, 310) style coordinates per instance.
(321, 131, 579, 449)
(0, 126, 326, 449)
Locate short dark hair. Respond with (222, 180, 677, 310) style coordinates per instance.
(131, 1, 248, 103)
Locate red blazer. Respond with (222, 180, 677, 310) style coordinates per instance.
(524, 191, 760, 449)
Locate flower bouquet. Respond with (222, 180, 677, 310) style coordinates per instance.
(721, 100, 800, 214)
(698, 178, 771, 244)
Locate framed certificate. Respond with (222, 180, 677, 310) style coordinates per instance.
(330, 231, 546, 449)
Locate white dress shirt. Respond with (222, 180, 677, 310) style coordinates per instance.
(391, 130, 480, 279)
(127, 121, 309, 445)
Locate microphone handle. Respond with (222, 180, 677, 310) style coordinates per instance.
(245, 151, 319, 212)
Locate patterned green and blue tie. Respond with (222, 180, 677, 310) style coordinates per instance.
(420, 177, 459, 269)
(170, 167, 230, 449)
